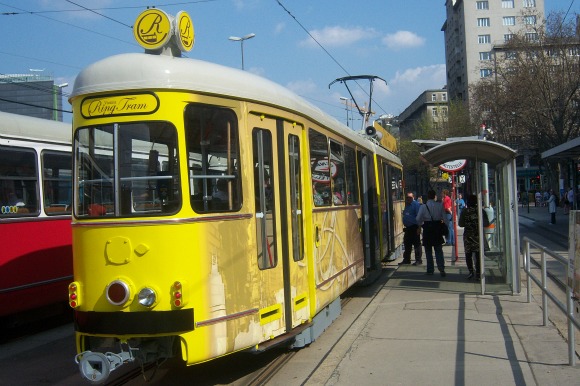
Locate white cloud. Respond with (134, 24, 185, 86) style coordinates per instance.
(390, 64, 446, 86)
(274, 22, 286, 34)
(286, 79, 318, 94)
(382, 64, 447, 114)
(232, 0, 261, 10)
(300, 26, 377, 48)
(382, 31, 425, 50)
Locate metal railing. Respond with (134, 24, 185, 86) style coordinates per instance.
(522, 236, 579, 366)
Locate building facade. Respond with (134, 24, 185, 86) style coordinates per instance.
(0, 74, 66, 121)
(442, 0, 545, 103)
(397, 89, 448, 139)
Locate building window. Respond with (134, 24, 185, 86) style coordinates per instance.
(503, 16, 516, 26)
(476, 1, 489, 10)
(502, 0, 514, 8)
(441, 108, 448, 117)
(478, 34, 491, 44)
(479, 51, 492, 60)
(525, 32, 539, 42)
(523, 0, 536, 7)
(504, 33, 515, 42)
(432, 109, 438, 117)
(442, 93, 447, 102)
(477, 18, 490, 27)
(505, 51, 517, 60)
(524, 15, 537, 25)
(432, 93, 437, 101)
(480, 68, 492, 78)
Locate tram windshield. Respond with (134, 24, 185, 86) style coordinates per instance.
(74, 121, 179, 218)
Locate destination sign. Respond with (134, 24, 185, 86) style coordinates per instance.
(439, 159, 467, 172)
(80, 93, 160, 118)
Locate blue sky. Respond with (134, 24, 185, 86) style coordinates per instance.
(1, 1, 578, 125)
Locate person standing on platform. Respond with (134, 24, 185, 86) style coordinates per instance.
(442, 189, 454, 245)
(548, 189, 557, 224)
(458, 195, 489, 280)
(456, 193, 466, 220)
(399, 192, 422, 266)
(566, 187, 574, 213)
(416, 190, 448, 277)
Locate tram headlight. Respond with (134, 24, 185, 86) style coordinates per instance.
(138, 287, 157, 308)
(106, 280, 132, 306)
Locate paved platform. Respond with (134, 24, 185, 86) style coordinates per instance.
(268, 206, 579, 386)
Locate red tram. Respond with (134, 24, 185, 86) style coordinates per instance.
(0, 111, 72, 323)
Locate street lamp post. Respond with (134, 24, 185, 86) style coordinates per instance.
(339, 97, 350, 127)
(228, 33, 255, 70)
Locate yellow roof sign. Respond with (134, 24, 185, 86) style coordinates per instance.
(133, 9, 172, 51)
(176, 11, 194, 52)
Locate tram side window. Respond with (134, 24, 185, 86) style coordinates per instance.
(42, 151, 72, 215)
(329, 140, 346, 205)
(0, 146, 39, 217)
(344, 145, 359, 204)
(390, 166, 403, 201)
(309, 129, 331, 206)
(184, 104, 242, 213)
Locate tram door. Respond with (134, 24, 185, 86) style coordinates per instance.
(250, 114, 308, 334)
(358, 150, 379, 272)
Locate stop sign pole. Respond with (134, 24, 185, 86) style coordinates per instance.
(439, 160, 467, 264)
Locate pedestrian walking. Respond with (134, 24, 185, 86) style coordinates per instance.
(416, 190, 448, 277)
(458, 194, 489, 280)
(399, 192, 422, 266)
(548, 189, 557, 224)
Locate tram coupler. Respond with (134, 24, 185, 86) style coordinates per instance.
(75, 342, 137, 384)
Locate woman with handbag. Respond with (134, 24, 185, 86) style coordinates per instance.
(458, 194, 489, 280)
(416, 189, 449, 277)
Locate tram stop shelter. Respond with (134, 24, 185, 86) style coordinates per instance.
(413, 138, 519, 295)
(541, 136, 580, 211)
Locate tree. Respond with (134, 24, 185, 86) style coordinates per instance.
(470, 11, 580, 151)
(469, 10, 580, 189)
(400, 100, 475, 195)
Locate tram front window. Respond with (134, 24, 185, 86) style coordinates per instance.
(74, 121, 180, 218)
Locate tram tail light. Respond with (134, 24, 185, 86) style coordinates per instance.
(171, 280, 187, 308)
(68, 282, 81, 308)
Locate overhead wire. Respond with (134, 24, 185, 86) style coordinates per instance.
(274, 0, 388, 117)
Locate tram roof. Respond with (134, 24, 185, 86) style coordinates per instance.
(416, 138, 517, 167)
(0, 111, 71, 144)
(71, 53, 399, 163)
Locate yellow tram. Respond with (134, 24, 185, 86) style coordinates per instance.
(68, 9, 403, 383)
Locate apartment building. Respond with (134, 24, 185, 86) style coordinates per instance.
(442, 0, 545, 103)
(397, 89, 448, 139)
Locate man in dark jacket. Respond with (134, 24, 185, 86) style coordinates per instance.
(399, 192, 422, 266)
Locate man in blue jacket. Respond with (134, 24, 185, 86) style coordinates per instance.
(399, 192, 422, 266)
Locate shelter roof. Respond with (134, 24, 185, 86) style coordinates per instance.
(541, 137, 580, 160)
(413, 138, 517, 167)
